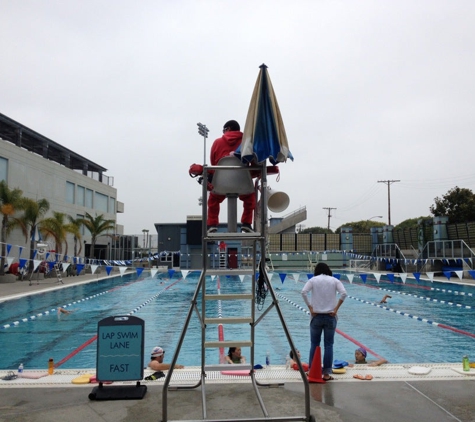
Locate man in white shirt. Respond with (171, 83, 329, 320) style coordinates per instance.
(301, 263, 347, 381)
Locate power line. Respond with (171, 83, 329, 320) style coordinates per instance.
(377, 180, 400, 225)
(322, 207, 337, 230)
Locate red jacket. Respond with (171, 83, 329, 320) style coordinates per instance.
(210, 131, 243, 165)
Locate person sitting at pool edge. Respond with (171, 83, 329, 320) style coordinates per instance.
(289, 349, 309, 371)
(348, 347, 387, 367)
(148, 346, 184, 371)
(226, 347, 246, 364)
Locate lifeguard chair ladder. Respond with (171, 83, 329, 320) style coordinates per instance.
(162, 159, 314, 422)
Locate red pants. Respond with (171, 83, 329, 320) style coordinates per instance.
(207, 192, 256, 226)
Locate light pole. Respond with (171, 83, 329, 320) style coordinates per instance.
(197, 123, 209, 165)
(368, 215, 383, 221)
(142, 229, 149, 261)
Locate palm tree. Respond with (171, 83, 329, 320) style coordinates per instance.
(0, 181, 24, 275)
(42, 211, 69, 257)
(66, 216, 83, 259)
(12, 198, 50, 273)
(82, 212, 115, 259)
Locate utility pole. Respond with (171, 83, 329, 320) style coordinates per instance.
(377, 180, 400, 225)
(323, 207, 337, 230)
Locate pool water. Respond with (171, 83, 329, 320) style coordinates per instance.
(1, 271, 474, 371)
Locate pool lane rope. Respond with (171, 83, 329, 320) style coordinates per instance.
(431, 287, 473, 297)
(345, 294, 475, 340)
(1, 273, 168, 329)
(215, 276, 226, 364)
(54, 277, 184, 368)
(1, 291, 111, 329)
(276, 292, 387, 361)
(375, 286, 473, 310)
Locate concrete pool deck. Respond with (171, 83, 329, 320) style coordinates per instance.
(1, 272, 475, 421)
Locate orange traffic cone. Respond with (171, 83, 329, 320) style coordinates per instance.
(307, 346, 325, 383)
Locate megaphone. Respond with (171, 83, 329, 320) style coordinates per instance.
(266, 186, 290, 213)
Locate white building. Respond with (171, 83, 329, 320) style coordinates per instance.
(0, 112, 124, 262)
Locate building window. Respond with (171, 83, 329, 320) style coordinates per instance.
(85, 189, 93, 208)
(0, 157, 7, 182)
(77, 186, 85, 206)
(66, 182, 75, 204)
(95, 192, 108, 213)
(109, 197, 115, 214)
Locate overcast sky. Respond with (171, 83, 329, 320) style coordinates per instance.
(2, 0, 475, 234)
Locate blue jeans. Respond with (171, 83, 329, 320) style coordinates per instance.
(309, 314, 337, 375)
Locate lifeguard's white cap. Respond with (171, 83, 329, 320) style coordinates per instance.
(151, 346, 164, 357)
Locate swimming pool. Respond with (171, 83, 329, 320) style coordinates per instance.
(1, 270, 474, 371)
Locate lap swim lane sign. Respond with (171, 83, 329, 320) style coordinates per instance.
(97, 316, 144, 382)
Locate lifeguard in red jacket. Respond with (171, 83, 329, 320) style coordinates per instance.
(207, 120, 255, 234)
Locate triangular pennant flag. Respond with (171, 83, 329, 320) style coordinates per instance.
(18, 246, 23, 257)
(239, 274, 245, 282)
(150, 268, 158, 278)
(47, 262, 55, 271)
(468, 270, 475, 280)
(360, 274, 367, 283)
(64, 255, 68, 262)
(6, 244, 12, 255)
(333, 273, 341, 280)
(33, 259, 42, 271)
(387, 273, 395, 283)
(136, 267, 144, 277)
(291, 273, 300, 283)
(279, 273, 286, 283)
(455, 270, 463, 280)
(19, 258, 27, 268)
(346, 273, 354, 283)
(443, 271, 451, 280)
(400, 273, 407, 283)
(168, 269, 175, 279)
(105, 266, 113, 275)
(374, 273, 381, 283)
(90, 265, 98, 274)
(413, 272, 421, 281)
(426, 272, 434, 282)
(33, 249, 38, 259)
(181, 270, 189, 279)
(307, 273, 313, 279)
(76, 263, 85, 275)
(62, 263, 70, 273)
(45, 252, 50, 260)
(119, 266, 127, 277)
(6, 257, 14, 267)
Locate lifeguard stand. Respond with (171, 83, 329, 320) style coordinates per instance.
(162, 160, 314, 422)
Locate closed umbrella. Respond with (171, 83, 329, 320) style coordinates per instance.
(237, 64, 293, 165)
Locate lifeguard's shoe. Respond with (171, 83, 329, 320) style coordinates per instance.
(241, 224, 254, 233)
(207, 226, 218, 234)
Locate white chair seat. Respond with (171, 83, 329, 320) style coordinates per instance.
(212, 156, 254, 196)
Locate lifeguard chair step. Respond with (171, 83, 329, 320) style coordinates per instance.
(204, 293, 253, 301)
(204, 340, 252, 349)
(205, 317, 253, 325)
(206, 232, 262, 241)
(206, 269, 254, 276)
(204, 364, 252, 372)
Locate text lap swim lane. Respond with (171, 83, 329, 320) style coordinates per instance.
(89, 315, 147, 401)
